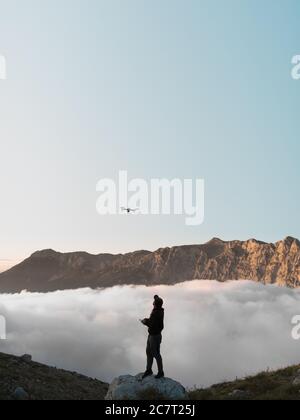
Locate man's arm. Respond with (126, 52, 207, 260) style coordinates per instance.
(147, 311, 164, 331)
(143, 311, 158, 329)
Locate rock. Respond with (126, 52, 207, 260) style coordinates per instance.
(228, 389, 251, 399)
(21, 354, 32, 363)
(293, 377, 300, 386)
(105, 373, 188, 401)
(12, 387, 30, 401)
(292, 370, 300, 386)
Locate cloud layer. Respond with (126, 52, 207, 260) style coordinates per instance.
(1, 280, 300, 388)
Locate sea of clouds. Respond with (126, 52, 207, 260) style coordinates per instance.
(0, 280, 300, 388)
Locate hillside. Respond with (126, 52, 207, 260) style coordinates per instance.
(1, 351, 300, 400)
(0, 237, 300, 293)
(189, 365, 300, 400)
(0, 352, 108, 400)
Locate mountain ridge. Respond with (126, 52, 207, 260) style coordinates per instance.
(0, 237, 300, 293)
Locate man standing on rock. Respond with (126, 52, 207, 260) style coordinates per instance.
(141, 295, 165, 379)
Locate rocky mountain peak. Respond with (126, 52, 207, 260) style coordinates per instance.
(30, 249, 59, 259)
(283, 236, 300, 246)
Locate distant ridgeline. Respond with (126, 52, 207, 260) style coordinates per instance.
(0, 237, 299, 293)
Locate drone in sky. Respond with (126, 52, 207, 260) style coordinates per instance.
(121, 207, 139, 214)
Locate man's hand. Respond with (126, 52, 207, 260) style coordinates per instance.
(140, 318, 148, 326)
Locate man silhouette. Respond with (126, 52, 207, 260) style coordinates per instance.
(141, 295, 165, 379)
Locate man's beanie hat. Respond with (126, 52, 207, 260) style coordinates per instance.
(154, 295, 163, 308)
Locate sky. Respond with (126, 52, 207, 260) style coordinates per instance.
(0, 0, 300, 264)
(1, 280, 300, 388)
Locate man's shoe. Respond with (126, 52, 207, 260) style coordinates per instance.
(142, 370, 153, 379)
(155, 372, 165, 379)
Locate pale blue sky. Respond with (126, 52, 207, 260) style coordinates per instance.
(0, 0, 299, 263)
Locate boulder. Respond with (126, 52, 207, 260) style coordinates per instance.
(292, 369, 300, 386)
(228, 389, 251, 399)
(105, 373, 188, 400)
(21, 354, 32, 363)
(12, 387, 30, 401)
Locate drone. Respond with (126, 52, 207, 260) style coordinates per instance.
(121, 207, 139, 214)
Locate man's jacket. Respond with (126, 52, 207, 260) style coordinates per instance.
(144, 308, 164, 335)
